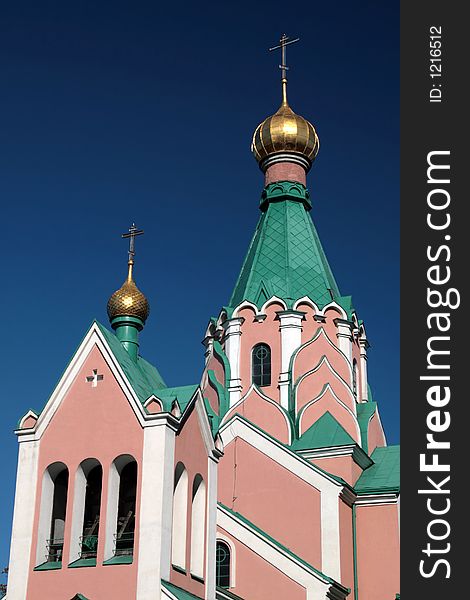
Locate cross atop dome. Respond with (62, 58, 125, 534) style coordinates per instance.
(269, 33, 300, 106)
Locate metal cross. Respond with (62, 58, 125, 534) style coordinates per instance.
(269, 34, 300, 83)
(86, 369, 104, 388)
(122, 223, 144, 263)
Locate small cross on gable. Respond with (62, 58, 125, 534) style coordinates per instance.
(86, 369, 104, 388)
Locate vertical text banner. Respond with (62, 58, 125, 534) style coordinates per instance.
(401, 1, 466, 597)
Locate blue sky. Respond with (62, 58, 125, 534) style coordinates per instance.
(0, 1, 399, 569)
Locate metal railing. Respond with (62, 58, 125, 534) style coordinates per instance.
(114, 531, 134, 556)
(46, 538, 64, 563)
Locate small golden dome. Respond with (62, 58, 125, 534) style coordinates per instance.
(251, 100, 319, 166)
(107, 262, 150, 323)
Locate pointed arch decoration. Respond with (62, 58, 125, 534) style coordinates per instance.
(171, 462, 188, 570)
(190, 474, 206, 579)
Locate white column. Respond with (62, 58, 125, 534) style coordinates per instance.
(205, 457, 218, 600)
(223, 318, 244, 407)
(359, 338, 369, 402)
(136, 420, 176, 600)
(278, 311, 303, 410)
(320, 487, 342, 581)
(7, 438, 40, 600)
(335, 319, 353, 372)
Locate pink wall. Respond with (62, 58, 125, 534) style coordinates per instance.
(311, 456, 363, 487)
(218, 438, 322, 571)
(170, 403, 209, 597)
(223, 387, 291, 444)
(27, 345, 143, 600)
(367, 414, 386, 455)
(356, 503, 400, 600)
(218, 528, 306, 600)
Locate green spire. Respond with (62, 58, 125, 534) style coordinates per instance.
(229, 182, 341, 310)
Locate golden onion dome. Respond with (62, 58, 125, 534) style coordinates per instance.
(107, 261, 150, 323)
(251, 96, 319, 166)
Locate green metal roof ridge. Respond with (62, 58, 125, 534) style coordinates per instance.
(291, 411, 357, 451)
(154, 384, 199, 412)
(161, 580, 204, 599)
(355, 445, 400, 494)
(356, 402, 378, 453)
(218, 503, 336, 584)
(229, 190, 343, 310)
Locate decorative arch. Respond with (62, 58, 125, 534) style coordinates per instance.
(171, 462, 188, 570)
(36, 462, 69, 566)
(104, 454, 138, 561)
(190, 474, 206, 578)
(69, 458, 103, 563)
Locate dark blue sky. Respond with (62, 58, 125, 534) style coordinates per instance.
(0, 1, 399, 569)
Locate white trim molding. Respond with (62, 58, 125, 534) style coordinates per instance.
(277, 310, 304, 410)
(136, 422, 176, 600)
(217, 504, 348, 600)
(223, 318, 244, 407)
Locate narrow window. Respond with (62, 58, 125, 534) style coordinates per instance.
(216, 541, 231, 588)
(80, 463, 103, 559)
(48, 468, 69, 562)
(172, 462, 188, 570)
(115, 460, 137, 556)
(36, 462, 69, 566)
(190, 474, 206, 579)
(104, 455, 138, 561)
(252, 343, 271, 387)
(352, 359, 358, 399)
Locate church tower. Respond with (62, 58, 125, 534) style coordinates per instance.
(201, 35, 400, 600)
(7, 226, 222, 600)
(6, 35, 399, 600)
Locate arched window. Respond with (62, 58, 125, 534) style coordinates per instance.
(352, 359, 358, 399)
(80, 463, 103, 559)
(36, 462, 69, 566)
(104, 455, 138, 561)
(216, 541, 231, 588)
(172, 462, 188, 570)
(69, 459, 103, 563)
(190, 474, 206, 579)
(252, 343, 271, 387)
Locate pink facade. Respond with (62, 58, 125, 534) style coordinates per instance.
(26, 346, 142, 600)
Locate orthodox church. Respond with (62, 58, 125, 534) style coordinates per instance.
(6, 37, 400, 600)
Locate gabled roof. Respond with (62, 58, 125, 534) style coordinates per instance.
(229, 192, 343, 310)
(355, 445, 400, 494)
(161, 580, 203, 599)
(291, 411, 356, 451)
(96, 321, 166, 403)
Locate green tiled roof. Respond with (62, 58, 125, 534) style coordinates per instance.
(153, 384, 199, 413)
(97, 321, 166, 402)
(229, 194, 342, 310)
(291, 411, 356, 451)
(161, 580, 203, 599)
(355, 445, 400, 494)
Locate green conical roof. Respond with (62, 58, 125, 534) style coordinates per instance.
(229, 182, 341, 310)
